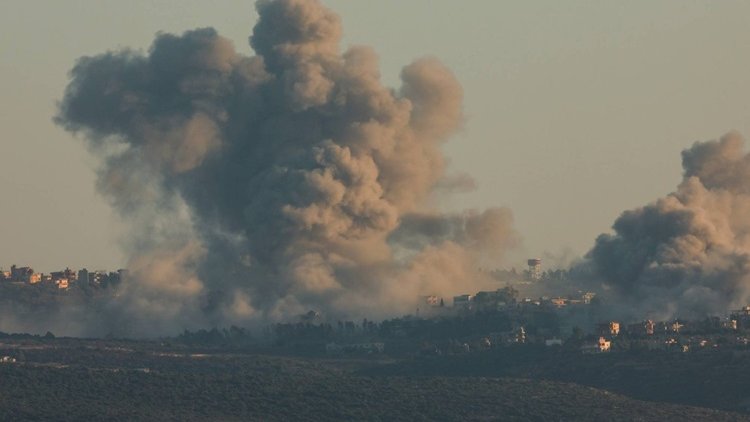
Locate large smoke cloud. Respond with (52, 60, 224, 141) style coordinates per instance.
(55, 0, 519, 335)
(581, 132, 750, 319)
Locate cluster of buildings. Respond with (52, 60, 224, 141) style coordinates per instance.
(0, 264, 127, 290)
(581, 310, 750, 354)
(412, 282, 750, 356)
(409, 310, 750, 356)
(419, 258, 596, 315)
(418, 288, 596, 316)
(540, 312, 748, 354)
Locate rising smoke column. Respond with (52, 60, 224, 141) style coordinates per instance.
(582, 132, 750, 319)
(56, 0, 519, 335)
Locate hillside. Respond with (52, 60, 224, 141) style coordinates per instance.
(0, 348, 746, 421)
(369, 346, 750, 415)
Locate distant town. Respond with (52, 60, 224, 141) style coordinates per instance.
(3, 258, 750, 359)
(275, 258, 750, 357)
(4, 259, 750, 419)
(0, 264, 126, 291)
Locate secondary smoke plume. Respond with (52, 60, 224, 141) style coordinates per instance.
(55, 0, 519, 335)
(580, 132, 750, 319)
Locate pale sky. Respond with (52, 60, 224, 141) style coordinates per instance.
(2, 0, 750, 272)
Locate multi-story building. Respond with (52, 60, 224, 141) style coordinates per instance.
(10, 265, 40, 284)
(453, 294, 473, 309)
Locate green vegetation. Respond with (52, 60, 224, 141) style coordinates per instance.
(0, 339, 747, 421)
(371, 346, 750, 415)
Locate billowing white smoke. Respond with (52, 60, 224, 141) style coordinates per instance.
(582, 132, 750, 319)
(55, 0, 520, 335)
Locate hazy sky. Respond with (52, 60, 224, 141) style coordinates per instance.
(2, 0, 750, 272)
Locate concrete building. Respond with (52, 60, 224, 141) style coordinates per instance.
(598, 321, 620, 336)
(581, 337, 611, 353)
(473, 287, 518, 311)
(420, 295, 440, 307)
(78, 269, 90, 289)
(117, 269, 129, 282)
(516, 326, 526, 344)
(731, 306, 750, 330)
(581, 292, 596, 304)
(527, 258, 542, 280)
(453, 294, 473, 309)
(549, 297, 567, 308)
(50, 268, 77, 282)
(10, 265, 39, 283)
(91, 271, 108, 286)
(545, 338, 563, 347)
(645, 320, 655, 335)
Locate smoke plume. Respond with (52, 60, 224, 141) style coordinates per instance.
(55, 0, 519, 335)
(580, 132, 750, 319)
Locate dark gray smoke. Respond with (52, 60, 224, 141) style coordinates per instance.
(581, 132, 750, 319)
(55, 0, 519, 335)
